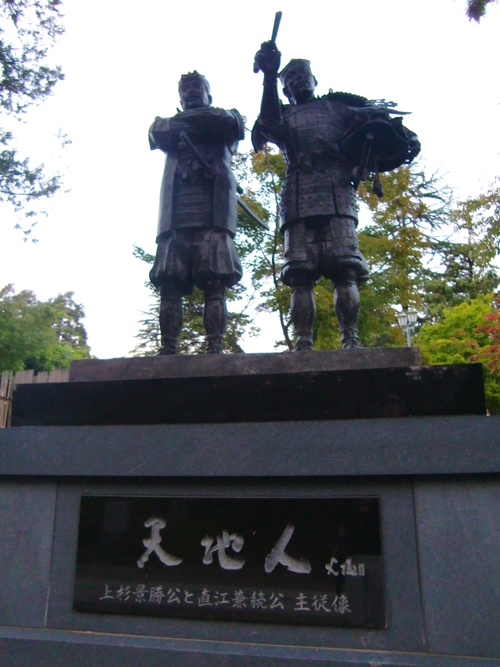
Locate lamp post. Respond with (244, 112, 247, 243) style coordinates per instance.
(396, 308, 418, 347)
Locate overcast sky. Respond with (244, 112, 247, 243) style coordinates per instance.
(0, 0, 499, 358)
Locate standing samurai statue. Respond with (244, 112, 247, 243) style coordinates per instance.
(253, 42, 420, 350)
(149, 72, 244, 354)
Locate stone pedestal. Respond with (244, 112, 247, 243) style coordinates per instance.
(1, 350, 499, 666)
(69, 347, 422, 381)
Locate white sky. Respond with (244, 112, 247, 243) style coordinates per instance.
(0, 0, 499, 358)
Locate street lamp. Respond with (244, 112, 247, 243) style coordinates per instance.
(396, 308, 418, 347)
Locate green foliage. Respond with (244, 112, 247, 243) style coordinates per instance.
(307, 280, 405, 350)
(0, 0, 65, 237)
(416, 297, 491, 364)
(358, 163, 452, 313)
(311, 280, 340, 350)
(357, 170, 500, 347)
(350, 163, 452, 346)
(423, 184, 500, 321)
(0, 284, 90, 372)
(358, 283, 405, 347)
(415, 295, 500, 413)
(233, 149, 294, 350)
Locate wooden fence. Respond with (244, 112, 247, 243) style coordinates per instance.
(0, 368, 69, 428)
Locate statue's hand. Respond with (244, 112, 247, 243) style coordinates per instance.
(254, 40, 281, 76)
(183, 107, 222, 117)
(153, 116, 190, 134)
(178, 108, 220, 123)
(181, 107, 234, 134)
(151, 116, 170, 132)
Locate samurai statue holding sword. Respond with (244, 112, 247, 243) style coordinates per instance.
(252, 24, 420, 350)
(149, 72, 246, 354)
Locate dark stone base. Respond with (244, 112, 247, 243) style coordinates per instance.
(12, 361, 484, 427)
(1, 354, 496, 665)
(1, 627, 498, 666)
(1, 456, 500, 665)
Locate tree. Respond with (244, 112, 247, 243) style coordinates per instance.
(422, 184, 500, 322)
(416, 296, 491, 364)
(353, 163, 453, 345)
(358, 163, 453, 312)
(237, 148, 294, 350)
(0, 284, 90, 372)
(1, 0, 65, 236)
(466, 0, 497, 21)
(474, 294, 500, 374)
(415, 295, 500, 414)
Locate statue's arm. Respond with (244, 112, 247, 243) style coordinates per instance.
(254, 40, 281, 123)
(153, 108, 243, 146)
(259, 73, 281, 124)
(148, 115, 190, 151)
(252, 87, 283, 151)
(191, 107, 244, 142)
(226, 108, 245, 142)
(252, 41, 282, 151)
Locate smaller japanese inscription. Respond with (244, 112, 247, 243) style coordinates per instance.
(74, 496, 385, 627)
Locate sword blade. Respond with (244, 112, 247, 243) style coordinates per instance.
(179, 131, 213, 172)
(237, 197, 269, 231)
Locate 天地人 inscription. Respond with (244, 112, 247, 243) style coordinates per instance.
(74, 496, 385, 627)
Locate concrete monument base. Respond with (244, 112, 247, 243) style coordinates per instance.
(0, 350, 499, 665)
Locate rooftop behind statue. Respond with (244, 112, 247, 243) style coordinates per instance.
(253, 12, 421, 351)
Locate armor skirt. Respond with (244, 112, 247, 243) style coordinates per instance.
(150, 228, 243, 294)
(280, 216, 369, 285)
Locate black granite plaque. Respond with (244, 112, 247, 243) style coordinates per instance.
(74, 496, 385, 627)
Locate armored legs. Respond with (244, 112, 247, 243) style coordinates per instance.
(203, 283, 228, 354)
(290, 279, 316, 352)
(159, 287, 183, 355)
(158, 283, 227, 355)
(333, 272, 361, 349)
(290, 269, 361, 352)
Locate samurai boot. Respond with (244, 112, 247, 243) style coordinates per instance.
(158, 288, 183, 355)
(291, 281, 316, 352)
(334, 276, 361, 350)
(204, 285, 227, 354)
(340, 327, 360, 349)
